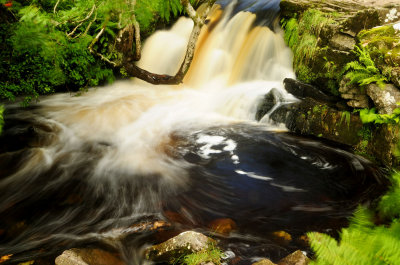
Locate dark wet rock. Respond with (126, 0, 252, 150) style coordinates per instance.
(55, 248, 124, 265)
(279, 0, 400, 167)
(270, 98, 363, 146)
(278, 250, 309, 265)
(268, 96, 400, 167)
(339, 77, 371, 108)
(144, 231, 215, 263)
(283, 78, 336, 103)
(366, 83, 400, 114)
(256, 88, 284, 120)
(253, 259, 277, 265)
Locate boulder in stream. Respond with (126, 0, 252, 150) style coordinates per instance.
(144, 231, 216, 263)
(252, 250, 309, 265)
(256, 88, 284, 121)
(55, 248, 124, 265)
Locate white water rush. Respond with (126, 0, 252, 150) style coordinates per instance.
(27, 5, 297, 182)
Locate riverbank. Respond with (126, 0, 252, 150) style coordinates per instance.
(272, 0, 400, 168)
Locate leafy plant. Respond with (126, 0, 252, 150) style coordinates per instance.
(344, 46, 388, 87)
(309, 206, 400, 265)
(281, 9, 337, 84)
(358, 108, 400, 124)
(309, 171, 400, 265)
(379, 172, 400, 219)
(340, 111, 351, 128)
(0, 0, 197, 104)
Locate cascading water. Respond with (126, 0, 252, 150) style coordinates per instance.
(0, 2, 383, 264)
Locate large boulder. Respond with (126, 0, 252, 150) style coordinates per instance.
(256, 88, 284, 121)
(144, 231, 215, 263)
(269, 97, 364, 146)
(279, 0, 400, 167)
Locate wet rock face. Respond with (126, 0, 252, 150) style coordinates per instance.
(283, 78, 336, 103)
(279, 0, 400, 167)
(269, 98, 363, 146)
(256, 88, 284, 121)
(339, 77, 371, 109)
(144, 231, 215, 263)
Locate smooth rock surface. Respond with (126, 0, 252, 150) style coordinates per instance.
(278, 250, 309, 265)
(144, 231, 215, 263)
(329, 33, 356, 51)
(367, 83, 400, 114)
(253, 259, 277, 265)
(55, 248, 124, 265)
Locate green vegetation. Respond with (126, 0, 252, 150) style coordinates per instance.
(0, 0, 196, 105)
(180, 244, 222, 265)
(340, 111, 351, 128)
(344, 46, 388, 88)
(309, 172, 400, 265)
(281, 9, 339, 85)
(358, 108, 400, 124)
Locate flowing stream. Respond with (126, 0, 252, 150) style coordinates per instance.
(0, 2, 383, 264)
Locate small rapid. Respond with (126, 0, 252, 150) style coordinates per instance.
(0, 2, 383, 264)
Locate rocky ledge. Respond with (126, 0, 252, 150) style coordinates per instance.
(267, 0, 400, 167)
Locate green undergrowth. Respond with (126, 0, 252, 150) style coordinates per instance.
(309, 171, 400, 265)
(344, 46, 388, 88)
(358, 108, 400, 125)
(0, 0, 197, 105)
(281, 9, 341, 89)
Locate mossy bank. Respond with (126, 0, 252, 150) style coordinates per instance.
(277, 0, 400, 168)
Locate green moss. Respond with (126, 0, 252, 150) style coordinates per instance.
(282, 18, 299, 49)
(295, 64, 318, 83)
(180, 244, 222, 265)
(358, 25, 396, 41)
(281, 9, 338, 84)
(344, 46, 387, 88)
(358, 24, 400, 81)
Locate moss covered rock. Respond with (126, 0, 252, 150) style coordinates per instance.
(279, 0, 400, 167)
(144, 231, 215, 263)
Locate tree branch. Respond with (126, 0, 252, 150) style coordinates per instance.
(89, 25, 119, 67)
(67, 4, 96, 38)
(123, 0, 215, 85)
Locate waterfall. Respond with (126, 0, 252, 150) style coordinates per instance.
(0, 2, 382, 264)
